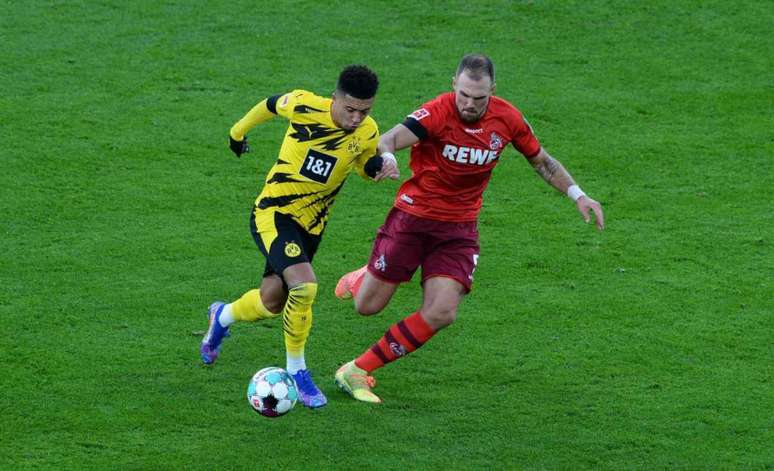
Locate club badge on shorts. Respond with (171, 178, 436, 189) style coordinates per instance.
(285, 241, 302, 258)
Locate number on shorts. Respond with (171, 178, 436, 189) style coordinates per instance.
(469, 253, 479, 280)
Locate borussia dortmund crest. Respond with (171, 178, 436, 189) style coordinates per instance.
(285, 242, 302, 258)
(347, 137, 361, 155)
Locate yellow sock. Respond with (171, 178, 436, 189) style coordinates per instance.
(282, 282, 318, 357)
(231, 289, 278, 321)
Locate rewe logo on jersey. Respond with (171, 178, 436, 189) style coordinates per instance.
(441, 144, 499, 166)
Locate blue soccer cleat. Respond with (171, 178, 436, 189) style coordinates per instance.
(291, 369, 327, 409)
(200, 302, 230, 365)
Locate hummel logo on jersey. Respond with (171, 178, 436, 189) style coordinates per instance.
(441, 144, 499, 165)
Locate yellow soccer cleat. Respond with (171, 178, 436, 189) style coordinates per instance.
(335, 361, 382, 403)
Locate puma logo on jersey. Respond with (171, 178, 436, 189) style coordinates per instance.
(441, 144, 499, 165)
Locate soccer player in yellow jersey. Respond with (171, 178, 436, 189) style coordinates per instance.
(200, 65, 399, 409)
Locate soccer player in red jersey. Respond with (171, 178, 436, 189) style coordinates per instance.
(334, 54, 605, 403)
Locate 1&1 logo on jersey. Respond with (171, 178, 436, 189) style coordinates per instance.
(300, 149, 337, 183)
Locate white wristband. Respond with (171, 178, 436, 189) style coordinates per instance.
(567, 184, 586, 202)
(381, 152, 396, 165)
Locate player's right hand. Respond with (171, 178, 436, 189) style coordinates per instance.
(229, 136, 250, 158)
(576, 195, 605, 230)
(375, 153, 400, 181)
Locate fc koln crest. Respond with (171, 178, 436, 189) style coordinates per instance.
(489, 132, 503, 151)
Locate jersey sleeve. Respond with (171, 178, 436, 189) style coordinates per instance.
(273, 90, 305, 120)
(401, 95, 447, 140)
(511, 112, 541, 157)
(229, 92, 293, 140)
(353, 124, 381, 180)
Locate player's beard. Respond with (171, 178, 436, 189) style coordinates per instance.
(458, 106, 486, 123)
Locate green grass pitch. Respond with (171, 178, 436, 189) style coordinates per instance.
(2, 1, 772, 468)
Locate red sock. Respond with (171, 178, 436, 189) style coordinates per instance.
(355, 311, 435, 373)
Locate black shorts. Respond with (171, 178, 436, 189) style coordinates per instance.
(249, 207, 322, 279)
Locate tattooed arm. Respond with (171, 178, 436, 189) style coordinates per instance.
(526, 148, 576, 194)
(526, 148, 605, 230)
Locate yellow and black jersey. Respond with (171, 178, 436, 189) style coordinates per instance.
(232, 89, 379, 235)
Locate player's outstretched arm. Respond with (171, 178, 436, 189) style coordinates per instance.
(364, 123, 420, 182)
(228, 96, 281, 157)
(378, 123, 420, 154)
(526, 148, 605, 230)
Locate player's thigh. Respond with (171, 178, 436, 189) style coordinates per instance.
(367, 208, 424, 284)
(420, 225, 479, 294)
(251, 208, 318, 286)
(260, 274, 286, 314)
(420, 276, 466, 329)
(355, 271, 399, 315)
(282, 262, 316, 288)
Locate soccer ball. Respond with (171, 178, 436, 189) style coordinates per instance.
(247, 367, 298, 417)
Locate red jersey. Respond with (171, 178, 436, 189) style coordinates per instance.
(394, 92, 541, 222)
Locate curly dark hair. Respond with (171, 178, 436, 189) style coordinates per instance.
(336, 65, 379, 99)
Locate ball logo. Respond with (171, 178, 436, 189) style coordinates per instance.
(284, 242, 302, 258)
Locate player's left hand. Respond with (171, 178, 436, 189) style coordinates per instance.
(229, 136, 250, 158)
(374, 153, 400, 181)
(576, 195, 605, 230)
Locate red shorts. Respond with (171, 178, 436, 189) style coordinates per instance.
(367, 207, 480, 292)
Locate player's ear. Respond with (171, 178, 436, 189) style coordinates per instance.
(451, 76, 457, 89)
(491, 82, 496, 95)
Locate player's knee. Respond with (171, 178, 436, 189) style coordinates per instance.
(422, 306, 457, 329)
(262, 294, 285, 315)
(287, 281, 318, 307)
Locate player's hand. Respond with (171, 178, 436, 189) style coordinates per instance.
(374, 153, 400, 181)
(229, 136, 250, 158)
(576, 195, 605, 230)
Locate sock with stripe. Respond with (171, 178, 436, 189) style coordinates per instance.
(283, 282, 317, 373)
(354, 311, 435, 373)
